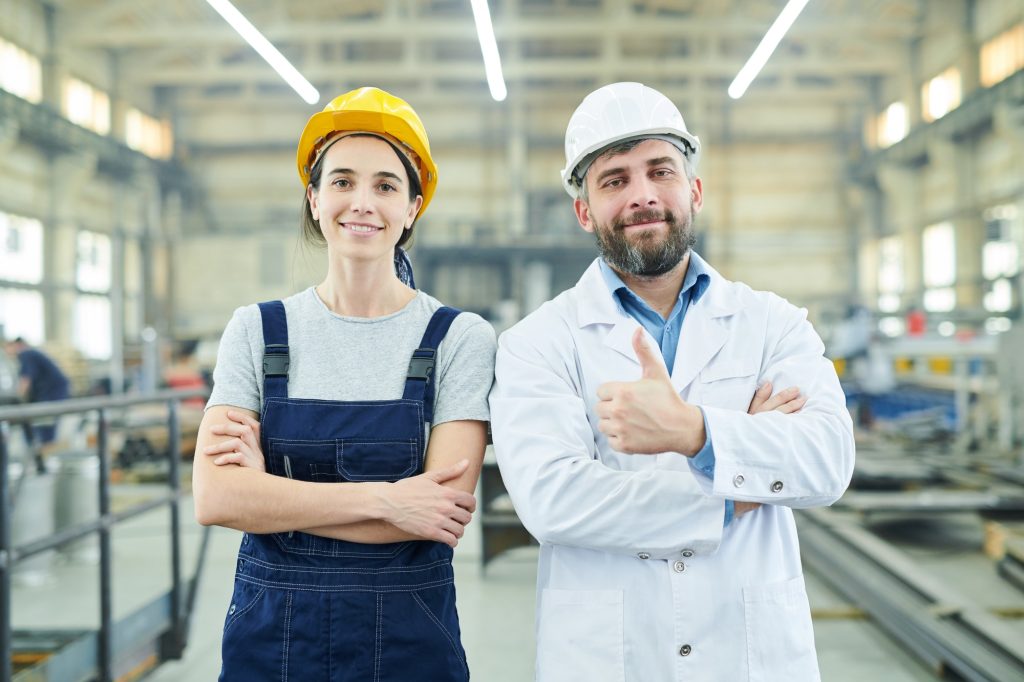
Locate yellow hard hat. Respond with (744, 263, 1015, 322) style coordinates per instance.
(296, 87, 438, 218)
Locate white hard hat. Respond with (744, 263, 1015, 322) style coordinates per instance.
(560, 82, 701, 198)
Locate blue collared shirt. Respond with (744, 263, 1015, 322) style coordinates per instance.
(599, 254, 735, 526)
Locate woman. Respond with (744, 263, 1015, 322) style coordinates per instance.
(192, 87, 495, 681)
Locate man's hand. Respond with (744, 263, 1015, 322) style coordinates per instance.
(595, 327, 705, 456)
(747, 382, 806, 415)
(731, 382, 807, 520)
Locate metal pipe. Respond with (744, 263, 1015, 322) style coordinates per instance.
(97, 408, 113, 682)
(0, 389, 207, 421)
(13, 493, 176, 560)
(167, 399, 184, 658)
(1, 427, 12, 682)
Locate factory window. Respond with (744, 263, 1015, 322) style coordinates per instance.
(877, 236, 903, 312)
(0, 287, 44, 344)
(0, 212, 43, 284)
(875, 102, 908, 148)
(0, 37, 42, 103)
(76, 231, 111, 293)
(63, 77, 110, 136)
(921, 67, 961, 123)
(126, 107, 173, 159)
(72, 294, 111, 360)
(982, 204, 1021, 313)
(922, 222, 955, 312)
(981, 23, 1024, 87)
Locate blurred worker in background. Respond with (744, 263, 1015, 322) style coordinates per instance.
(490, 82, 856, 681)
(4, 337, 70, 451)
(192, 87, 494, 681)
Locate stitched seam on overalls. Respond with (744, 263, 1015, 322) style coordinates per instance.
(375, 593, 383, 682)
(271, 533, 410, 558)
(235, 575, 455, 593)
(240, 555, 452, 574)
(224, 584, 267, 634)
(411, 592, 468, 677)
(282, 591, 293, 682)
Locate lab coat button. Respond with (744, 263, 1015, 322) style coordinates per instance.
(637, 552, 650, 560)
(673, 560, 686, 573)
(681, 549, 694, 558)
(679, 644, 692, 656)
(733, 474, 745, 487)
(771, 480, 784, 493)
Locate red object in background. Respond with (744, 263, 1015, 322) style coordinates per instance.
(906, 309, 926, 336)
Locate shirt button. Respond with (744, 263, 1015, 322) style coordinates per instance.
(771, 480, 784, 493)
(673, 560, 686, 573)
(679, 644, 692, 656)
(733, 474, 745, 487)
(637, 552, 651, 560)
(681, 549, 694, 558)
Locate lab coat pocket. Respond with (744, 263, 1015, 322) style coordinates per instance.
(698, 361, 758, 410)
(536, 589, 624, 682)
(743, 575, 820, 682)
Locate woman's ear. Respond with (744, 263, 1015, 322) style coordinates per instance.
(406, 194, 424, 227)
(307, 183, 319, 221)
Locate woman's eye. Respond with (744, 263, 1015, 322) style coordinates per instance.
(332, 178, 350, 188)
(378, 182, 396, 193)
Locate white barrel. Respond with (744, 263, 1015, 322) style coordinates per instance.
(9, 462, 56, 586)
(54, 451, 100, 563)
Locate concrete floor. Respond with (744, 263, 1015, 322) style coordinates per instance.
(10, 485, 1021, 681)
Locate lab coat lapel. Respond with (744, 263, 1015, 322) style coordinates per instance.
(575, 259, 647, 365)
(670, 301, 727, 392)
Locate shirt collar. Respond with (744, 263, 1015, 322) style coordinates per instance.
(599, 251, 712, 313)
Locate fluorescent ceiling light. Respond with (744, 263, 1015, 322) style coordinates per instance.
(205, 0, 319, 104)
(728, 0, 810, 99)
(471, 0, 507, 102)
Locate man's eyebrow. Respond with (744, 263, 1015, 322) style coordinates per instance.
(647, 156, 679, 167)
(594, 166, 626, 185)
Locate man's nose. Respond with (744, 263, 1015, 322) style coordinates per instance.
(627, 176, 659, 209)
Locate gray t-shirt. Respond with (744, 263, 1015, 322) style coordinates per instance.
(208, 288, 496, 425)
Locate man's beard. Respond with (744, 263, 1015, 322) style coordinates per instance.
(593, 206, 697, 278)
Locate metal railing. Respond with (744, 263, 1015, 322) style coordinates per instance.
(0, 389, 210, 682)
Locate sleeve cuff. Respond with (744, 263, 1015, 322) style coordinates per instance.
(689, 407, 716, 478)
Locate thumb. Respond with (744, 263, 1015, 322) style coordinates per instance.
(424, 458, 469, 483)
(632, 327, 669, 381)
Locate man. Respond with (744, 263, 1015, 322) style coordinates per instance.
(4, 337, 70, 447)
(489, 83, 855, 681)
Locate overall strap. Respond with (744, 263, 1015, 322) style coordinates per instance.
(257, 301, 290, 400)
(402, 306, 461, 425)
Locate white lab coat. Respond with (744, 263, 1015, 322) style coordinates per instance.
(489, 258, 855, 682)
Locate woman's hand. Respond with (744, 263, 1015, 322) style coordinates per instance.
(205, 410, 266, 472)
(377, 459, 477, 547)
(747, 381, 806, 415)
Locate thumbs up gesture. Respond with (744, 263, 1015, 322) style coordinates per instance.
(595, 327, 706, 456)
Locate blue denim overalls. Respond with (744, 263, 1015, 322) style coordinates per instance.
(219, 299, 470, 681)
